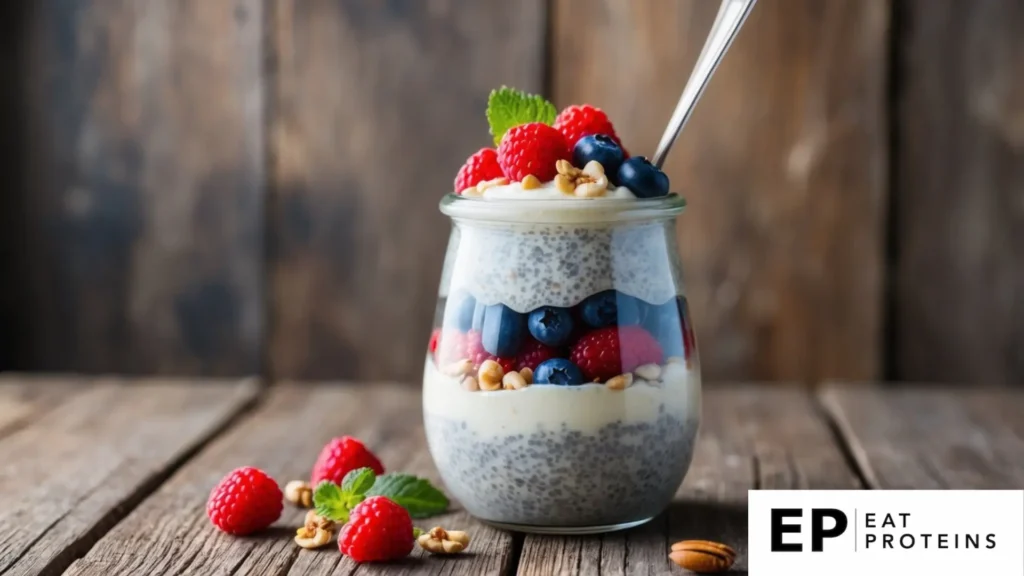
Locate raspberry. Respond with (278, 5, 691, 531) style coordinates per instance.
(311, 436, 384, 485)
(206, 467, 283, 535)
(554, 104, 622, 150)
(338, 496, 414, 562)
(454, 148, 504, 194)
(497, 122, 570, 182)
(464, 330, 515, 372)
(569, 326, 663, 382)
(515, 337, 560, 371)
(428, 328, 442, 361)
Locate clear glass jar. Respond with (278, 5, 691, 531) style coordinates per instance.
(423, 194, 700, 534)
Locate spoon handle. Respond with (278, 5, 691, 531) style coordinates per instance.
(651, 0, 757, 169)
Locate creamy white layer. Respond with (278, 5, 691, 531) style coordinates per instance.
(422, 357, 701, 436)
(480, 179, 637, 200)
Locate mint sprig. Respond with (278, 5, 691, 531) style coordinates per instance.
(366, 473, 450, 519)
(486, 86, 557, 146)
(312, 468, 449, 524)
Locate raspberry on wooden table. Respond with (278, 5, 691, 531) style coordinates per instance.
(206, 467, 283, 535)
(497, 122, 571, 182)
(338, 496, 415, 562)
(311, 436, 384, 485)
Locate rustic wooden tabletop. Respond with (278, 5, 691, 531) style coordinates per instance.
(0, 376, 1021, 576)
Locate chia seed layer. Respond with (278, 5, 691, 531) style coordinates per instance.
(440, 221, 685, 313)
(424, 409, 699, 527)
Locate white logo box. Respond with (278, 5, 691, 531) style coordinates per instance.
(748, 490, 1024, 576)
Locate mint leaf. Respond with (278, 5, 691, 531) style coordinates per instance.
(367, 474, 449, 518)
(341, 467, 376, 496)
(313, 481, 351, 523)
(413, 527, 424, 538)
(486, 86, 557, 146)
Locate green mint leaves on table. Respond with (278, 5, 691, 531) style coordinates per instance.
(313, 467, 449, 523)
(486, 86, 557, 146)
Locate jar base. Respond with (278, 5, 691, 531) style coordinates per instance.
(483, 516, 655, 535)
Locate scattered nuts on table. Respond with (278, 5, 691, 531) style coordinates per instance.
(294, 525, 332, 549)
(417, 526, 471, 554)
(284, 480, 313, 508)
(668, 540, 736, 573)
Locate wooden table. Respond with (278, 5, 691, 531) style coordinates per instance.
(1, 376, 1021, 576)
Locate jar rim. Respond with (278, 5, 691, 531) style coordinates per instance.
(439, 193, 686, 224)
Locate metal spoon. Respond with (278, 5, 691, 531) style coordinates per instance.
(651, 0, 758, 169)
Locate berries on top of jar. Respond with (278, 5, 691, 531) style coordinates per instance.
(453, 86, 670, 200)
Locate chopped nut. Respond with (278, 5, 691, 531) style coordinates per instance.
(502, 370, 528, 390)
(634, 363, 662, 381)
(555, 159, 580, 177)
(460, 375, 480, 392)
(519, 367, 534, 384)
(476, 177, 509, 191)
(304, 510, 336, 531)
(554, 174, 575, 194)
(443, 359, 473, 377)
(581, 160, 605, 178)
(460, 185, 482, 197)
(605, 373, 633, 390)
(417, 526, 471, 554)
(295, 525, 333, 549)
(669, 540, 736, 572)
(574, 175, 608, 198)
(284, 480, 313, 508)
(478, 359, 504, 391)
(521, 174, 542, 189)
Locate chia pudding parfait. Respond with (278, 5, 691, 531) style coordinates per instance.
(424, 87, 700, 535)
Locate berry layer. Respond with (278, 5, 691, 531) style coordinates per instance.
(439, 220, 685, 313)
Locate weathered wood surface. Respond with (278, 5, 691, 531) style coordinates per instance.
(517, 386, 862, 575)
(267, 0, 547, 382)
(14, 0, 264, 375)
(0, 377, 258, 576)
(65, 384, 517, 576)
(0, 379, 1021, 574)
(821, 384, 1024, 489)
(894, 0, 1024, 387)
(552, 0, 889, 384)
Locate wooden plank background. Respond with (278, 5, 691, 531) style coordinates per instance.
(0, 0, 1020, 386)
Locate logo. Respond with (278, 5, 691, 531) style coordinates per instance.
(748, 491, 1023, 576)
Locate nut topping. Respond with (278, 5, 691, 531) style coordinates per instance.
(478, 359, 504, 391)
(554, 159, 609, 197)
(605, 373, 633, 390)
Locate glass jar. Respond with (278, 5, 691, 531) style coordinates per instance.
(423, 194, 700, 534)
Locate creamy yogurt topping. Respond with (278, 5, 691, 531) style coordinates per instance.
(422, 357, 701, 436)
(480, 179, 637, 200)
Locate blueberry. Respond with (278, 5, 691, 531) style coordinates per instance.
(471, 301, 487, 331)
(579, 290, 642, 328)
(527, 306, 574, 347)
(573, 135, 625, 181)
(534, 358, 585, 386)
(641, 298, 685, 357)
(443, 292, 477, 331)
(616, 156, 670, 198)
(481, 304, 526, 357)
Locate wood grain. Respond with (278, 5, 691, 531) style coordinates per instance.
(893, 0, 1024, 386)
(65, 384, 518, 576)
(267, 0, 546, 381)
(19, 0, 264, 375)
(821, 384, 1024, 488)
(516, 386, 862, 575)
(552, 0, 889, 383)
(0, 377, 258, 576)
(0, 375, 85, 439)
